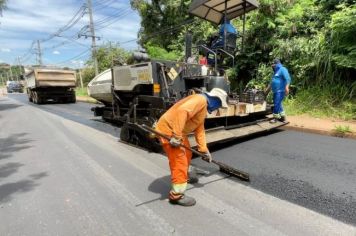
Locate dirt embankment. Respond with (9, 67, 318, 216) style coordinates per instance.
(284, 115, 356, 139)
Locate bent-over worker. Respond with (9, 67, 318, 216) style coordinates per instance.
(155, 88, 228, 206)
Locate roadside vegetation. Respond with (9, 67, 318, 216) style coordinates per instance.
(333, 125, 353, 137)
(79, 0, 355, 120)
(75, 87, 88, 97)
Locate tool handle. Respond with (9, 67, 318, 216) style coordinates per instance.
(141, 124, 249, 181)
(141, 124, 206, 157)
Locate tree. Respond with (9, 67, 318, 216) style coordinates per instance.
(0, 0, 7, 16)
(131, 0, 192, 49)
(84, 42, 131, 85)
(329, 4, 356, 69)
(86, 42, 130, 73)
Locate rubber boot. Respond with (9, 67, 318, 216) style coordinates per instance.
(169, 194, 196, 206)
(279, 116, 286, 122)
(269, 118, 277, 124)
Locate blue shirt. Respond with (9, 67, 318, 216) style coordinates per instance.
(271, 64, 291, 93)
(219, 21, 237, 35)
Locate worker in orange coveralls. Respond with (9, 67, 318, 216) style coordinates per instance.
(155, 88, 228, 206)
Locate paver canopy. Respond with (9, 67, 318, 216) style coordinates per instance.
(189, 0, 259, 24)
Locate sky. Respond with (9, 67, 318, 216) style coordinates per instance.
(0, 0, 141, 68)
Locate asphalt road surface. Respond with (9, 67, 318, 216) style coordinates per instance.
(1, 94, 355, 235)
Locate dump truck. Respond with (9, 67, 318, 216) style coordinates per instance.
(89, 0, 288, 151)
(26, 68, 77, 104)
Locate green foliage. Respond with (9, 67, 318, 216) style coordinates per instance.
(246, 63, 272, 90)
(129, 0, 356, 120)
(0, 65, 24, 82)
(329, 4, 356, 69)
(334, 125, 352, 134)
(284, 85, 356, 120)
(130, 0, 193, 49)
(85, 42, 130, 85)
(87, 42, 130, 73)
(130, 0, 216, 54)
(145, 43, 180, 61)
(75, 87, 88, 96)
(80, 67, 95, 87)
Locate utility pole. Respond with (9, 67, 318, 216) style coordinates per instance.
(37, 40, 43, 66)
(9, 66, 13, 80)
(109, 41, 113, 67)
(87, 0, 99, 76)
(79, 68, 84, 89)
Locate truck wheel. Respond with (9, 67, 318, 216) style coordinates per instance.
(37, 96, 42, 104)
(33, 92, 38, 104)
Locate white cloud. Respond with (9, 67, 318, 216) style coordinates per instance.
(1, 48, 11, 52)
(0, 0, 141, 64)
(71, 60, 84, 65)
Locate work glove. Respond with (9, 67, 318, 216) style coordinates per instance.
(169, 137, 181, 147)
(202, 151, 213, 163)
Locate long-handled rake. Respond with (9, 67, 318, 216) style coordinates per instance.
(140, 124, 250, 181)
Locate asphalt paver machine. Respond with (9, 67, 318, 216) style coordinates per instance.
(90, 0, 287, 152)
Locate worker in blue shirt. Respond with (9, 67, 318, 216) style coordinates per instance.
(211, 19, 237, 49)
(265, 59, 291, 123)
(219, 19, 237, 36)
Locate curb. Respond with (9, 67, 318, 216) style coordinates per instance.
(282, 125, 356, 140)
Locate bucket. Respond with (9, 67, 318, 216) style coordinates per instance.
(201, 65, 208, 76)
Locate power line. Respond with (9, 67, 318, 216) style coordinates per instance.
(119, 19, 195, 44)
(93, 0, 118, 11)
(93, 0, 116, 8)
(41, 4, 87, 43)
(18, 4, 87, 66)
(95, 9, 132, 30)
(118, 18, 196, 45)
(94, 7, 131, 26)
(55, 49, 91, 65)
(42, 35, 90, 52)
(20, 41, 35, 62)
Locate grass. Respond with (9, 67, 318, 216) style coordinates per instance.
(75, 86, 99, 104)
(283, 86, 356, 121)
(333, 125, 353, 137)
(334, 125, 352, 133)
(75, 87, 88, 96)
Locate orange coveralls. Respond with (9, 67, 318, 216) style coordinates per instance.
(155, 94, 208, 198)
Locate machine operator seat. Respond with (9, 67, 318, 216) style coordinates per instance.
(222, 32, 238, 54)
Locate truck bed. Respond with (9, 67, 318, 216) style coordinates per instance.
(26, 69, 76, 89)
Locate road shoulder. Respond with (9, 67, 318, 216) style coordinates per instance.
(283, 115, 356, 139)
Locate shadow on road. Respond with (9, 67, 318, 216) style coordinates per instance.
(136, 173, 230, 207)
(148, 175, 171, 201)
(0, 103, 23, 111)
(0, 133, 33, 160)
(0, 172, 48, 203)
(0, 162, 24, 179)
